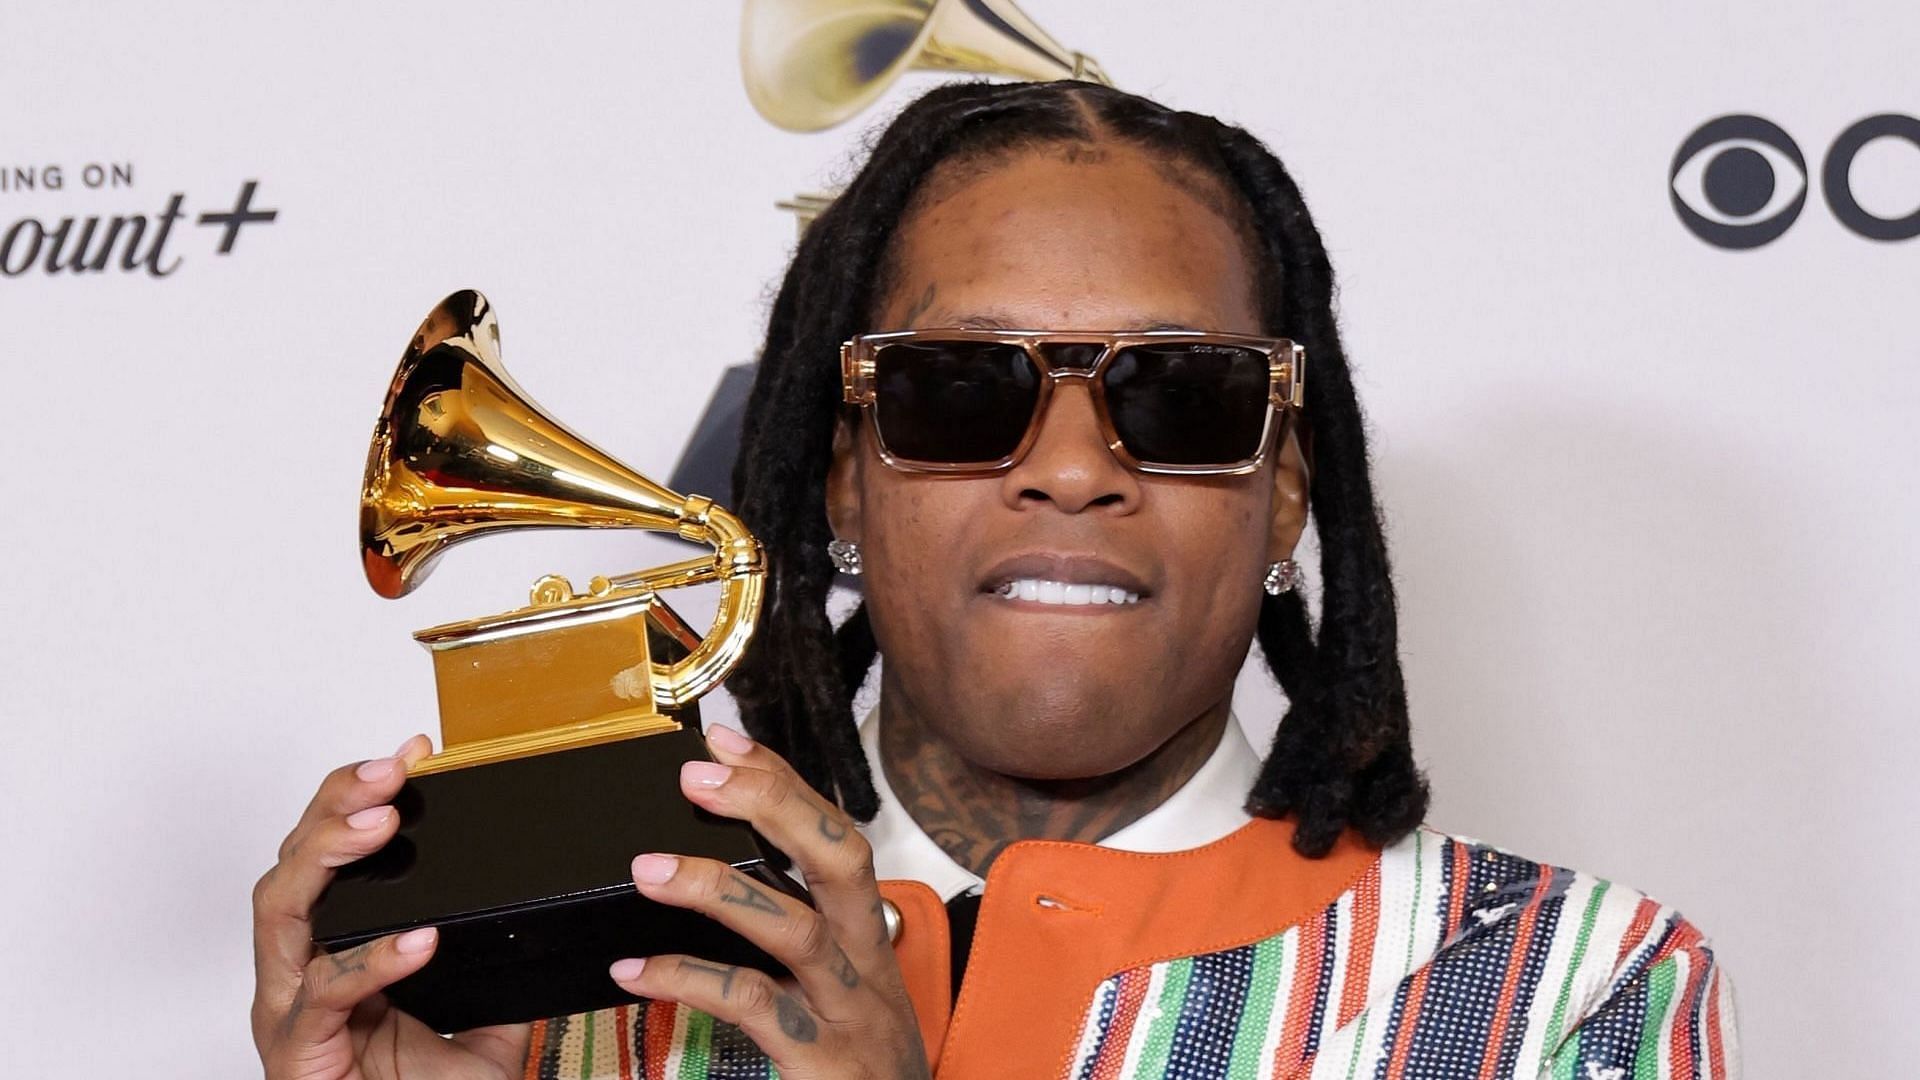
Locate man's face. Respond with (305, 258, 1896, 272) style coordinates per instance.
(829, 143, 1308, 780)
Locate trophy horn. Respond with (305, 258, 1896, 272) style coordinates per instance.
(741, 0, 1111, 133)
(361, 290, 764, 716)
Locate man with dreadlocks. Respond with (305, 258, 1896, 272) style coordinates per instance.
(252, 82, 1740, 1079)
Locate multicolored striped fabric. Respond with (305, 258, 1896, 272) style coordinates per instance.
(523, 1002, 775, 1080)
(1062, 827, 1737, 1079)
(525, 826, 1738, 1078)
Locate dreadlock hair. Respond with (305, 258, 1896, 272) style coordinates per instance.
(727, 79, 1429, 858)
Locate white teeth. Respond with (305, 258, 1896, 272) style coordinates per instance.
(996, 578, 1141, 606)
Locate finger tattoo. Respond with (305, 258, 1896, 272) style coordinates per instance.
(718, 874, 785, 917)
(775, 992, 819, 1043)
(680, 959, 738, 999)
(325, 944, 371, 977)
(278, 987, 307, 1038)
(829, 946, 860, 989)
(817, 811, 848, 843)
(898, 1046, 934, 1080)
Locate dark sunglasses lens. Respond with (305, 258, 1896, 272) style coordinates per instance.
(872, 340, 1041, 464)
(1104, 344, 1271, 465)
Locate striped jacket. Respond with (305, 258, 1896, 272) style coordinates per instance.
(526, 819, 1738, 1078)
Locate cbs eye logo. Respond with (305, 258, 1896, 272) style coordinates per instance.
(1670, 113, 1920, 249)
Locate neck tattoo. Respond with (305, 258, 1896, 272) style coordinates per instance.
(877, 697, 1232, 878)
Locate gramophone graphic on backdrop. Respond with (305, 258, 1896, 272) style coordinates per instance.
(669, 0, 1111, 502)
(310, 0, 1109, 1035)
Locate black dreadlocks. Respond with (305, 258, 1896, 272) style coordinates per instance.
(726, 80, 1428, 859)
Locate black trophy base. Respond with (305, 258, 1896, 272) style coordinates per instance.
(309, 723, 807, 1034)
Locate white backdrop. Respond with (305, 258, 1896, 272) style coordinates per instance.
(2, 3, 1915, 1076)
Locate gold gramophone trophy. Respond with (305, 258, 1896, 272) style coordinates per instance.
(309, 291, 804, 1033)
(311, 0, 1109, 1037)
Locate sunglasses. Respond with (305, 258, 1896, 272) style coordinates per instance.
(840, 328, 1306, 475)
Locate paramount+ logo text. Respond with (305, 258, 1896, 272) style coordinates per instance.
(0, 161, 278, 279)
(1671, 113, 1920, 249)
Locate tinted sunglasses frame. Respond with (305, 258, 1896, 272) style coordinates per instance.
(840, 328, 1306, 476)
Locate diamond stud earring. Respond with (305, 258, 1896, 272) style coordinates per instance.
(827, 539, 863, 576)
(1264, 558, 1303, 596)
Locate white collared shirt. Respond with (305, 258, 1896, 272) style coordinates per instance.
(858, 709, 1264, 902)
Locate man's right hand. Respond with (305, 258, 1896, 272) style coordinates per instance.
(250, 734, 531, 1080)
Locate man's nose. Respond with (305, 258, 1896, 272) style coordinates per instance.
(1000, 380, 1141, 514)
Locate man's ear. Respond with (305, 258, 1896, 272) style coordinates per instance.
(825, 414, 863, 543)
(1267, 418, 1312, 562)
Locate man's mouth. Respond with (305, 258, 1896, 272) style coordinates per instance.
(980, 554, 1152, 608)
(994, 579, 1141, 606)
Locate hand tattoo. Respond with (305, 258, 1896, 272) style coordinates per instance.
(680, 959, 738, 999)
(326, 943, 371, 977)
(718, 874, 785, 917)
(278, 987, 307, 1038)
(829, 946, 860, 989)
(775, 992, 819, 1043)
(898, 1046, 934, 1080)
(817, 811, 848, 843)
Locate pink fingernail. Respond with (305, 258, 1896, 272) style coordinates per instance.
(706, 723, 753, 754)
(346, 806, 393, 830)
(394, 734, 424, 758)
(396, 927, 437, 954)
(632, 853, 679, 885)
(356, 757, 397, 782)
(682, 761, 731, 789)
(609, 957, 647, 982)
